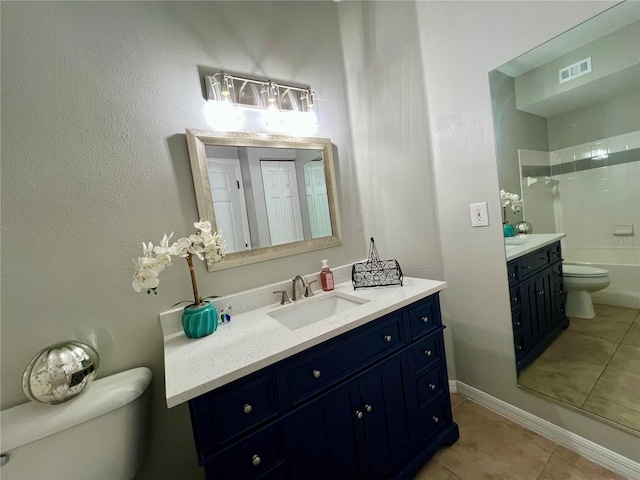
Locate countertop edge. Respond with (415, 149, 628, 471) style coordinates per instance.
(505, 233, 567, 262)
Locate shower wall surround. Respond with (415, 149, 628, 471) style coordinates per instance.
(518, 129, 640, 252)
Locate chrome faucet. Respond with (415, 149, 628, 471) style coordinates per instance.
(292, 275, 317, 301)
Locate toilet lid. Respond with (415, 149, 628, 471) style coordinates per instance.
(563, 264, 609, 278)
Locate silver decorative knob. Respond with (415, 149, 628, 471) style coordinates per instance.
(422, 316, 429, 323)
(313, 369, 321, 379)
(243, 404, 253, 414)
(384, 335, 392, 342)
(356, 410, 363, 419)
(433, 416, 439, 423)
(429, 383, 436, 391)
(252, 454, 261, 466)
(425, 350, 432, 356)
(365, 404, 373, 413)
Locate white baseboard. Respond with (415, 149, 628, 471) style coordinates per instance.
(453, 381, 640, 480)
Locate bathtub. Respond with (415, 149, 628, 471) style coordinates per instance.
(563, 247, 640, 309)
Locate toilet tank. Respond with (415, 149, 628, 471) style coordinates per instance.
(0, 367, 152, 480)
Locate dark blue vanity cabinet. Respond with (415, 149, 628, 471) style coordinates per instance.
(189, 293, 459, 480)
(507, 241, 569, 372)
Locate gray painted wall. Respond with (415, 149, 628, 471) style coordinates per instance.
(490, 70, 549, 220)
(548, 88, 640, 150)
(1, 2, 362, 478)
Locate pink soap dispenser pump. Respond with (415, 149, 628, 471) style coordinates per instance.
(320, 259, 334, 291)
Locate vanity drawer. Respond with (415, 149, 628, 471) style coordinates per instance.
(190, 371, 280, 456)
(286, 314, 404, 405)
(205, 424, 288, 480)
(420, 395, 450, 441)
(518, 248, 551, 281)
(411, 329, 442, 374)
(417, 365, 446, 407)
(507, 262, 519, 287)
(407, 295, 442, 340)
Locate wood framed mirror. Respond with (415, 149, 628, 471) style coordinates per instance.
(186, 130, 342, 271)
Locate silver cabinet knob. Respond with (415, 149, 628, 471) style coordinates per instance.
(384, 335, 392, 342)
(422, 316, 429, 323)
(425, 350, 432, 356)
(365, 404, 373, 413)
(243, 403, 253, 414)
(252, 454, 261, 466)
(429, 383, 436, 391)
(356, 410, 363, 419)
(433, 416, 439, 423)
(312, 369, 321, 379)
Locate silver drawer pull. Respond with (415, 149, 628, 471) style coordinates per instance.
(425, 350, 432, 356)
(421, 316, 429, 323)
(252, 454, 261, 466)
(243, 403, 253, 414)
(384, 335, 392, 342)
(433, 416, 439, 423)
(312, 369, 321, 379)
(429, 383, 436, 391)
(356, 410, 363, 419)
(365, 404, 373, 413)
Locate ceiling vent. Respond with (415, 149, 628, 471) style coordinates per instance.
(559, 57, 592, 84)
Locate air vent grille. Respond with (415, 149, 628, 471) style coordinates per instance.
(559, 57, 592, 84)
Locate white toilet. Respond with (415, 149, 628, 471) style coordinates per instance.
(0, 367, 152, 480)
(563, 264, 610, 319)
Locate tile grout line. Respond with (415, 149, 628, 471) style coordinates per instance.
(535, 445, 558, 480)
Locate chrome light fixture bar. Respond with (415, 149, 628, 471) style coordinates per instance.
(205, 72, 316, 114)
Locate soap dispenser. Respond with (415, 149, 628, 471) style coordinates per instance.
(320, 259, 334, 291)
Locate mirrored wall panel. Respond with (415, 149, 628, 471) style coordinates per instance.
(490, 2, 640, 434)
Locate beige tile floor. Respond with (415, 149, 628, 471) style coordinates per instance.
(517, 304, 640, 431)
(414, 393, 628, 480)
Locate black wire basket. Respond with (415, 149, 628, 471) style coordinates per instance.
(352, 238, 403, 289)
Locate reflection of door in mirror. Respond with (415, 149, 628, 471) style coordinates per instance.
(304, 160, 332, 239)
(207, 157, 251, 254)
(260, 160, 304, 246)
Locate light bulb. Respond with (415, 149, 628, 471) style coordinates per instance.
(204, 99, 243, 131)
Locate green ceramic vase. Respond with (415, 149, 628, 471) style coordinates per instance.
(503, 223, 516, 237)
(182, 302, 218, 338)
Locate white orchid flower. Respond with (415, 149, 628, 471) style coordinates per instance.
(194, 219, 212, 234)
(132, 257, 163, 292)
(142, 242, 154, 258)
(132, 222, 226, 302)
(171, 237, 192, 257)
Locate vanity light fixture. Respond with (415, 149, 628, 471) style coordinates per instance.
(204, 72, 319, 133)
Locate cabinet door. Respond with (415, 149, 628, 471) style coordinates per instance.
(358, 353, 417, 480)
(287, 380, 366, 480)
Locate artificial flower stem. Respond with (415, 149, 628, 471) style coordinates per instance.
(186, 253, 201, 307)
(502, 206, 508, 225)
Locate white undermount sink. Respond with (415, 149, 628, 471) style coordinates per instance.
(268, 291, 370, 331)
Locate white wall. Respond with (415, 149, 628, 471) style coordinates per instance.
(1, 2, 363, 478)
(415, 0, 639, 462)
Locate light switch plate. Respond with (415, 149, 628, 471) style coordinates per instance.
(470, 202, 489, 227)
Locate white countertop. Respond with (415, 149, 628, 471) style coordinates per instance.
(161, 276, 446, 408)
(504, 233, 566, 261)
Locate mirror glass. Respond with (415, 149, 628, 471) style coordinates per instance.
(490, 2, 640, 434)
(186, 130, 342, 270)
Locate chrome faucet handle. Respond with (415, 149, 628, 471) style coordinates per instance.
(273, 290, 291, 305)
(304, 279, 317, 297)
